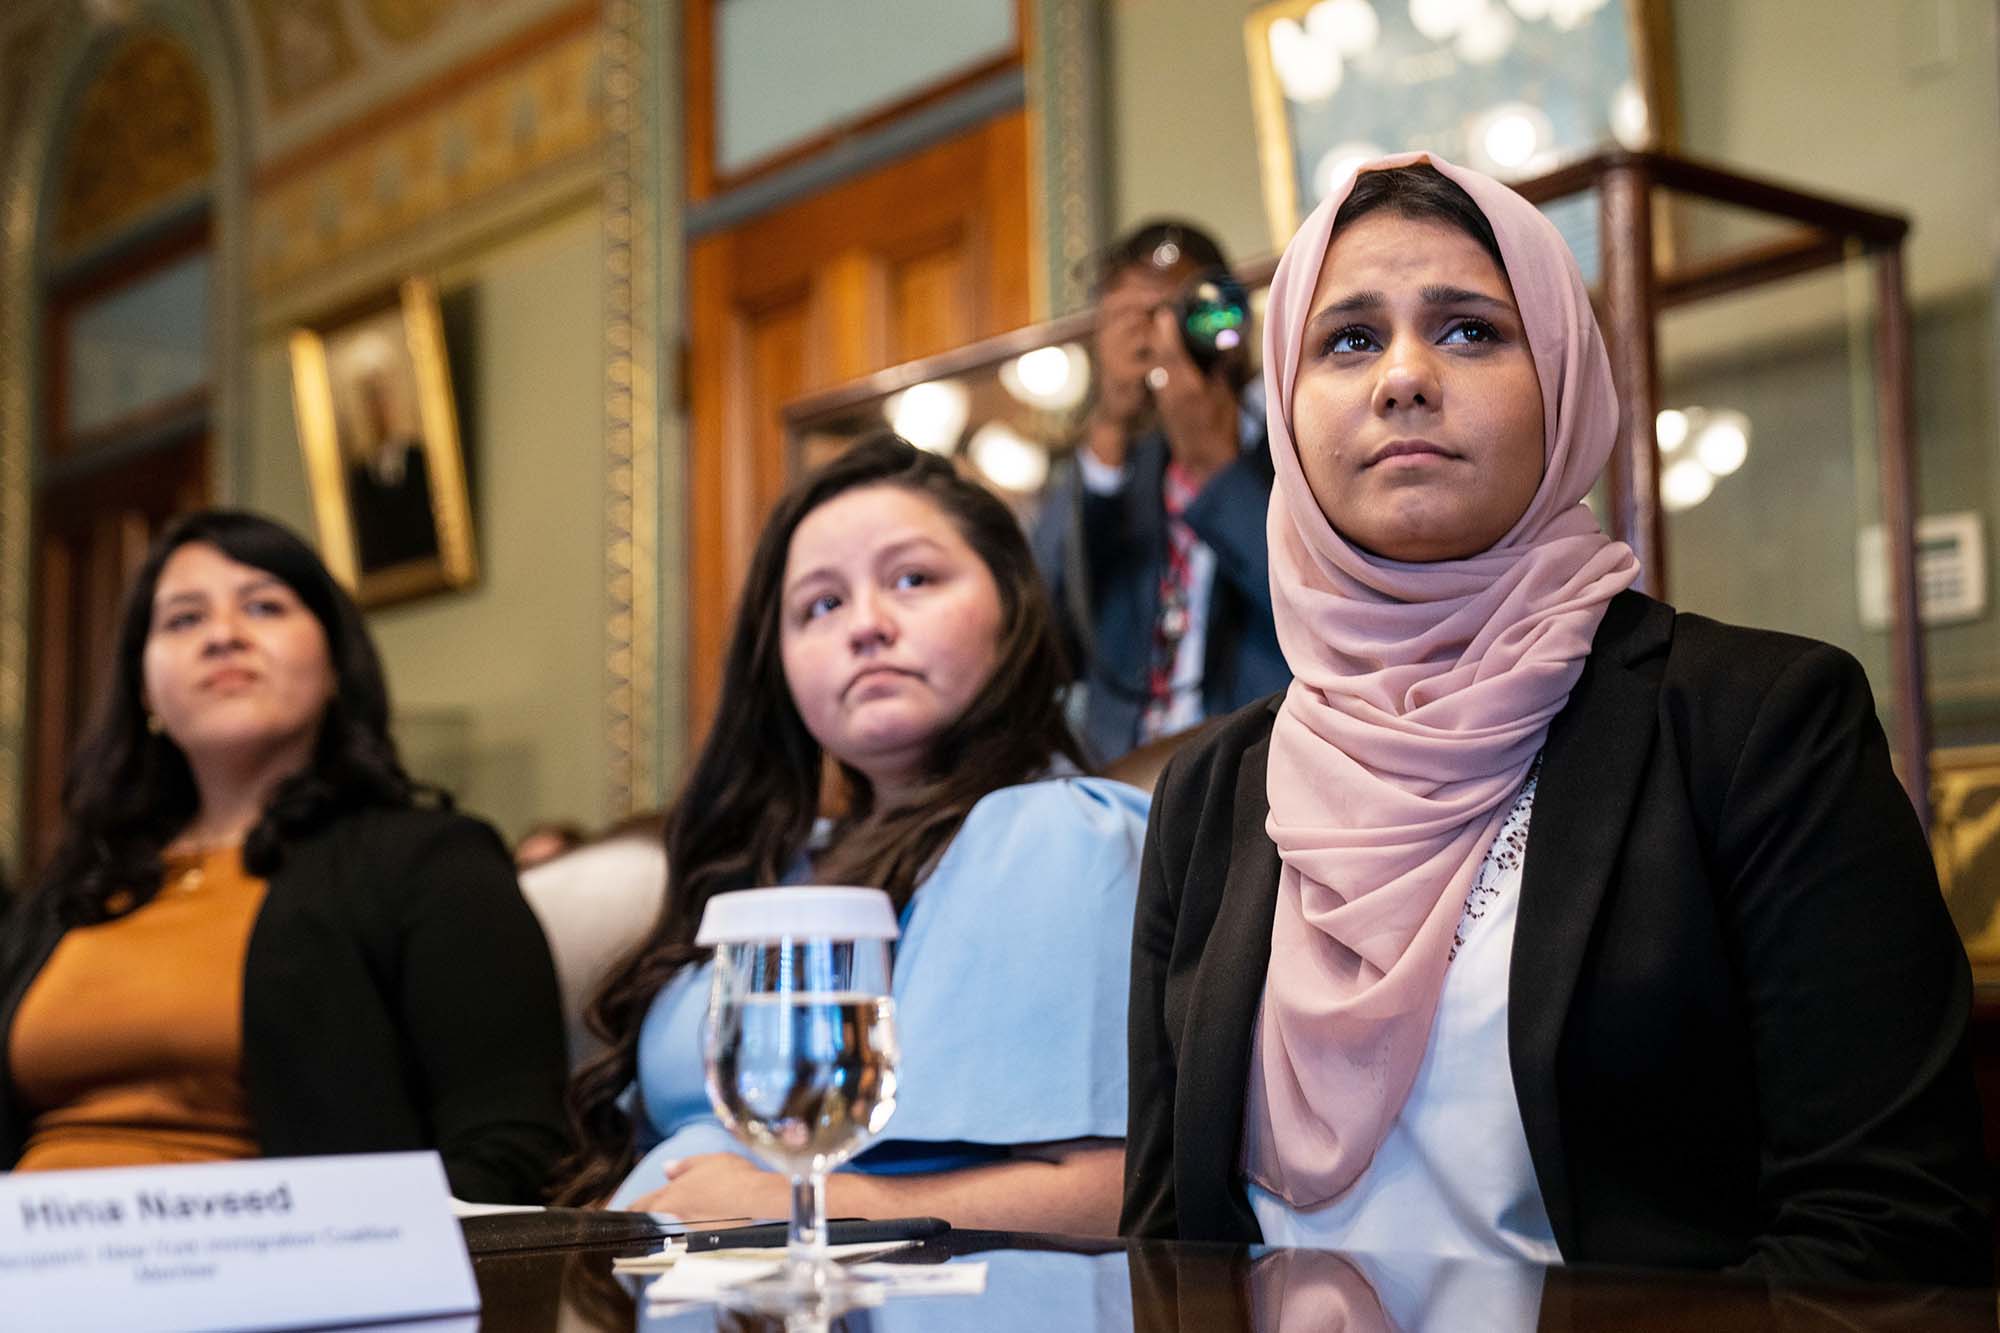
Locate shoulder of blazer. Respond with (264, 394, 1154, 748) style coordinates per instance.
(1601, 594, 1857, 779)
(1664, 601, 1872, 838)
(325, 803, 500, 843)
(1588, 587, 1835, 689)
(249, 806, 518, 1021)
(1544, 590, 1845, 847)
(1660, 606, 1843, 697)
(278, 805, 507, 882)
(1153, 693, 1283, 829)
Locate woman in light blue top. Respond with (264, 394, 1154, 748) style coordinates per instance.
(553, 434, 1149, 1234)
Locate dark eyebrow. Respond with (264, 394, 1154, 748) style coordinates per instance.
(156, 576, 285, 611)
(1418, 283, 1510, 312)
(784, 535, 949, 600)
(1304, 284, 1513, 344)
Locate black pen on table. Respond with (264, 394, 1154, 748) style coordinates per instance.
(684, 1216, 950, 1252)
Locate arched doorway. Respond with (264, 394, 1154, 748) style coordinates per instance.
(23, 28, 218, 868)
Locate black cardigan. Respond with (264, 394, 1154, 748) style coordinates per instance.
(0, 806, 569, 1204)
(1122, 590, 1991, 1286)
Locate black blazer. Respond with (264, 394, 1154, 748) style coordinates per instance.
(1122, 590, 1991, 1286)
(0, 807, 568, 1204)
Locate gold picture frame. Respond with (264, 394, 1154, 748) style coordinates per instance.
(1935, 744, 2000, 977)
(1244, 0, 1679, 251)
(288, 276, 477, 608)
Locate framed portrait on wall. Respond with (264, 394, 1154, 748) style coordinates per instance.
(288, 277, 477, 608)
(1935, 744, 2000, 979)
(1244, 0, 1678, 254)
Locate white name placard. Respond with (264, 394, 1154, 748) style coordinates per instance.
(0, 1151, 479, 1332)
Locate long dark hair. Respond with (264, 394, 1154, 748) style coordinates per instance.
(1334, 161, 1505, 271)
(34, 509, 430, 926)
(554, 432, 1085, 1204)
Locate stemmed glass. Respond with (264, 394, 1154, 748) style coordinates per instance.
(696, 886, 901, 1314)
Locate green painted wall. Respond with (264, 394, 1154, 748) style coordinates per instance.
(1107, 0, 1271, 263)
(1671, 0, 1998, 305)
(247, 205, 607, 839)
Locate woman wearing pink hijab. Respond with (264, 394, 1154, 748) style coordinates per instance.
(1121, 156, 1987, 1286)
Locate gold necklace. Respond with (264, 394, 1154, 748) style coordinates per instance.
(166, 837, 242, 895)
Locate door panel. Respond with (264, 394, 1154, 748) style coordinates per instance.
(686, 109, 1030, 737)
(27, 439, 207, 868)
(745, 294, 810, 558)
(888, 228, 973, 364)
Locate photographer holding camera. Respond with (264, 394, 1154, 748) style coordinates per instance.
(1033, 220, 1288, 764)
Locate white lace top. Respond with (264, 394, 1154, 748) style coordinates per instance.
(1248, 758, 1560, 1281)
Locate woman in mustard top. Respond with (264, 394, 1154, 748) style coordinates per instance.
(0, 511, 566, 1202)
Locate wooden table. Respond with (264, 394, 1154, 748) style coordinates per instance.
(459, 1212, 1998, 1331)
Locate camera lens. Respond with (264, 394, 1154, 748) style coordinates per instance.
(1176, 269, 1251, 373)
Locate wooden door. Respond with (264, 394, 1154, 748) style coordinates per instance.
(27, 440, 207, 868)
(686, 109, 1032, 736)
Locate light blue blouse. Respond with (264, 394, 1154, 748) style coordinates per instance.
(609, 776, 1150, 1209)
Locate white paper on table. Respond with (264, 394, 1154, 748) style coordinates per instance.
(645, 1255, 987, 1303)
(611, 1239, 688, 1273)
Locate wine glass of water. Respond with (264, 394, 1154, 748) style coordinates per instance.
(697, 887, 901, 1312)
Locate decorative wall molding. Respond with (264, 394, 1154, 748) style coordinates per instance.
(599, 0, 679, 815)
(652, 0, 687, 808)
(0, 17, 53, 149)
(1028, 0, 1108, 317)
(249, 8, 603, 295)
(0, 23, 53, 835)
(361, 0, 461, 47)
(54, 32, 216, 254)
(244, 0, 361, 112)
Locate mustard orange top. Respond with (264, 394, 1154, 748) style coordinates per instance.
(9, 846, 267, 1171)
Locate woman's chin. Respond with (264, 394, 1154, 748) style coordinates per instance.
(1339, 511, 1512, 564)
(171, 720, 310, 763)
(1345, 530, 1467, 564)
(828, 721, 936, 779)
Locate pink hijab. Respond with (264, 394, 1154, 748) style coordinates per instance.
(1244, 153, 1641, 1207)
